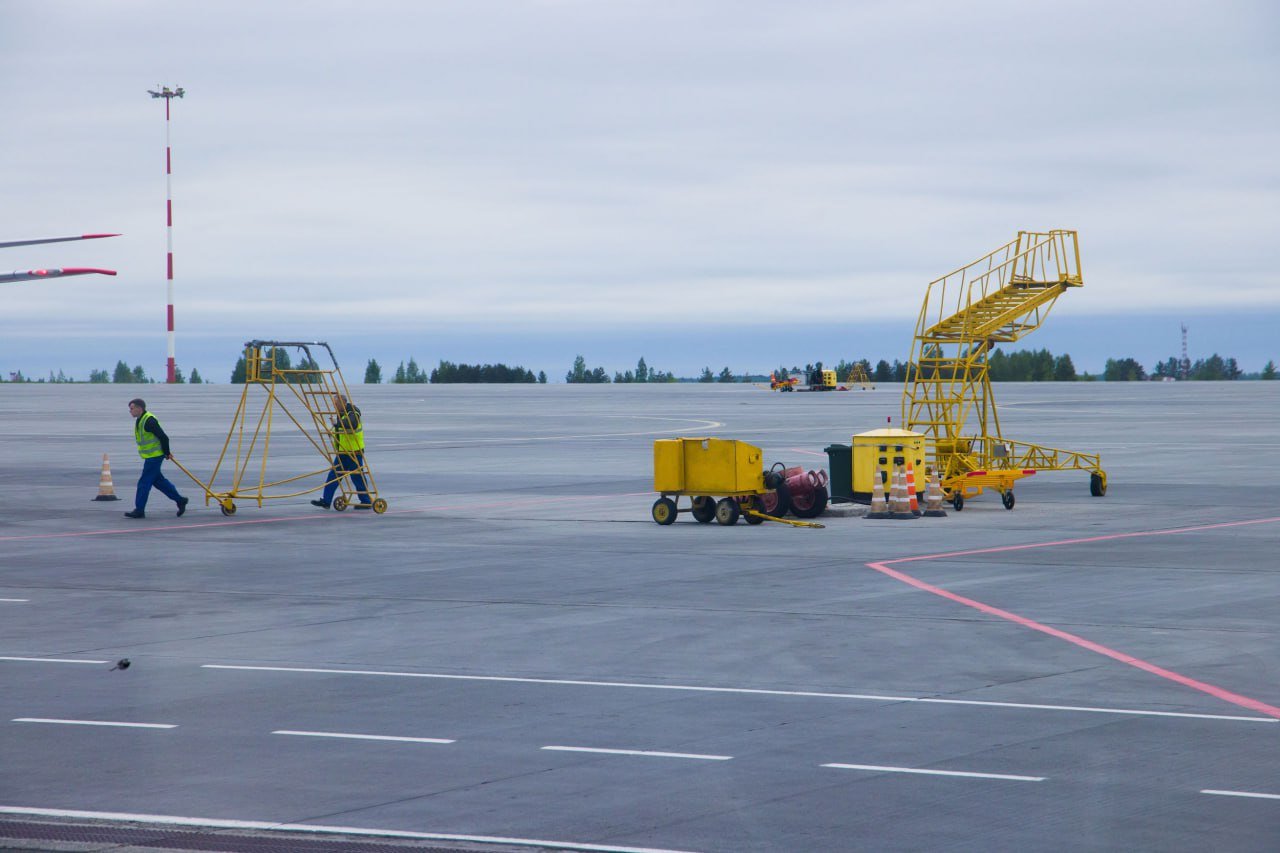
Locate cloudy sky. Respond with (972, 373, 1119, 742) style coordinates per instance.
(2, 0, 1277, 379)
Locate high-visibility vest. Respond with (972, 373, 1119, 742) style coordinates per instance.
(334, 406, 365, 453)
(135, 412, 164, 459)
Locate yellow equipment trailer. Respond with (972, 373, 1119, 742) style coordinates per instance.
(901, 230, 1106, 510)
(173, 340, 385, 516)
(651, 437, 821, 527)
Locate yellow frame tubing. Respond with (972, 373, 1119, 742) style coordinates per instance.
(187, 341, 382, 512)
(903, 231, 1104, 495)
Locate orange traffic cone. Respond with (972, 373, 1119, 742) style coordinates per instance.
(890, 466, 917, 520)
(866, 468, 890, 519)
(905, 462, 921, 517)
(922, 468, 947, 517)
(93, 453, 120, 501)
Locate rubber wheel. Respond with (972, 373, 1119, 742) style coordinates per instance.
(791, 485, 829, 519)
(1090, 473, 1106, 497)
(952, 494, 964, 511)
(744, 497, 766, 525)
(758, 482, 791, 518)
(219, 501, 236, 517)
(690, 496, 716, 524)
(714, 497, 740, 526)
(372, 498, 388, 514)
(651, 497, 677, 525)
(333, 496, 348, 512)
(1002, 491, 1016, 510)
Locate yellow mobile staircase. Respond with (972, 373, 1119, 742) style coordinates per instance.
(901, 230, 1106, 509)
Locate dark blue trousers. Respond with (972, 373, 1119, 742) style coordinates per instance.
(322, 453, 370, 505)
(135, 455, 184, 511)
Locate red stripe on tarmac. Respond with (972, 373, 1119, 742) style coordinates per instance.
(0, 493, 653, 542)
(867, 515, 1280, 720)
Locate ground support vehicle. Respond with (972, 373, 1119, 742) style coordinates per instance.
(173, 340, 386, 516)
(651, 438, 822, 528)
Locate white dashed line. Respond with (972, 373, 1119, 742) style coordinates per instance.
(12, 718, 176, 729)
(1202, 789, 1280, 801)
(823, 763, 1044, 782)
(543, 745, 732, 761)
(0, 598, 29, 602)
(1, 656, 108, 664)
(273, 730, 454, 744)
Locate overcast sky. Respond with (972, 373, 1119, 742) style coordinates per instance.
(2, 0, 1277, 378)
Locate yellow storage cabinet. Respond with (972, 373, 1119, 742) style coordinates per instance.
(654, 437, 764, 495)
(851, 428, 926, 502)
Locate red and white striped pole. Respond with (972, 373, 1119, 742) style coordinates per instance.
(148, 85, 185, 383)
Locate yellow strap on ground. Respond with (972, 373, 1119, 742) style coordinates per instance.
(745, 510, 825, 529)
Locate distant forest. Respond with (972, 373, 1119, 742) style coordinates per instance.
(2, 349, 1276, 385)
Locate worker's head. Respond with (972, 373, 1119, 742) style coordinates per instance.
(128, 398, 146, 416)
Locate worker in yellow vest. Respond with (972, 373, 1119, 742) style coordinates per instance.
(124, 398, 189, 519)
(311, 393, 372, 509)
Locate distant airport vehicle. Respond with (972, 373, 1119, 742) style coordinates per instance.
(1, 233, 118, 284)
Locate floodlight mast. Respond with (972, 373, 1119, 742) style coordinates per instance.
(148, 85, 185, 383)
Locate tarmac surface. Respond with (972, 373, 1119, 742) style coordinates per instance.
(1, 381, 1278, 852)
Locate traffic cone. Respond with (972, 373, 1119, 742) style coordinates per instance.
(922, 468, 948, 517)
(905, 462, 921, 517)
(865, 468, 890, 519)
(890, 466, 917, 520)
(93, 453, 120, 501)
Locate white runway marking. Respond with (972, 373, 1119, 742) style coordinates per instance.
(1202, 789, 1280, 801)
(0, 598, 28, 602)
(823, 763, 1044, 782)
(202, 664, 1277, 724)
(273, 730, 454, 744)
(0, 806, 701, 853)
(12, 718, 176, 729)
(543, 745, 732, 761)
(1, 656, 108, 664)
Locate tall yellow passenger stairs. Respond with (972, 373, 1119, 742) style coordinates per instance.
(902, 230, 1106, 509)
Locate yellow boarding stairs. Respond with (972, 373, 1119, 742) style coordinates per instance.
(171, 340, 385, 515)
(901, 230, 1106, 509)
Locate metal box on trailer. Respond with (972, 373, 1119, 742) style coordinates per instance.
(653, 437, 765, 495)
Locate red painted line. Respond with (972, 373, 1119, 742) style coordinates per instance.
(888, 516, 1280, 566)
(0, 492, 654, 542)
(867, 515, 1280, 719)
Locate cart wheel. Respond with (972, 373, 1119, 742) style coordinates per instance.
(759, 482, 791, 518)
(744, 497, 766, 525)
(952, 494, 964, 511)
(651, 497, 677, 525)
(219, 501, 236, 517)
(1090, 473, 1106, 497)
(791, 485, 829, 519)
(333, 496, 348, 512)
(690, 496, 716, 524)
(1002, 491, 1016, 510)
(714, 497, 740, 526)
(372, 498, 388, 514)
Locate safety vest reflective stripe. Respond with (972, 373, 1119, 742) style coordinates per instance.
(135, 412, 163, 459)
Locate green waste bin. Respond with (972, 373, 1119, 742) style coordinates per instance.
(824, 443, 853, 503)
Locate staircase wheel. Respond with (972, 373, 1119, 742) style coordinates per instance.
(1002, 491, 1016, 510)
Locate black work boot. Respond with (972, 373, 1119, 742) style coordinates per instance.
(123, 509, 145, 519)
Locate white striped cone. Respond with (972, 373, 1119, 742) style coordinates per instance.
(891, 466, 916, 520)
(93, 453, 120, 501)
(866, 469, 890, 519)
(923, 469, 947, 517)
